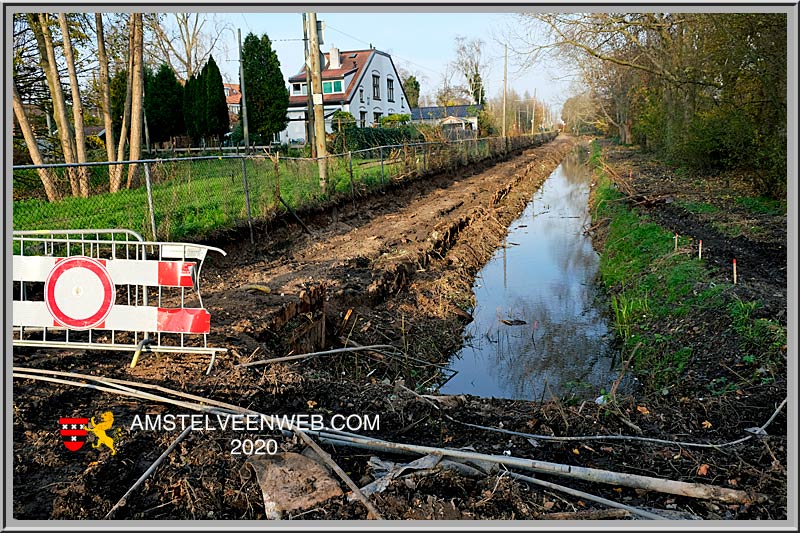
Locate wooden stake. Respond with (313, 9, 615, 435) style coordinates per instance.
(733, 258, 737, 284)
(698, 240, 703, 260)
(674, 232, 678, 252)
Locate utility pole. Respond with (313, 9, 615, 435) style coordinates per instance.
(502, 44, 507, 141)
(238, 29, 250, 153)
(302, 13, 316, 156)
(306, 12, 327, 189)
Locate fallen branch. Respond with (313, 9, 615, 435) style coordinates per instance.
(609, 342, 641, 397)
(541, 508, 631, 520)
(313, 432, 764, 505)
(238, 345, 402, 367)
(505, 470, 666, 520)
(104, 425, 193, 519)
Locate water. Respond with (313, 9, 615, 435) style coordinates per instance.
(440, 149, 620, 401)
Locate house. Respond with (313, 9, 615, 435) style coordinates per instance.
(223, 83, 242, 125)
(410, 104, 482, 132)
(281, 46, 410, 143)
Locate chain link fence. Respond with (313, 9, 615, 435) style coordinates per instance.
(13, 132, 557, 243)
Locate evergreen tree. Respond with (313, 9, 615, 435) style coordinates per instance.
(144, 64, 185, 144)
(202, 55, 229, 140)
(402, 75, 420, 108)
(241, 32, 289, 141)
(183, 73, 201, 142)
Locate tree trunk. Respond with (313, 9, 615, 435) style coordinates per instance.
(34, 13, 79, 196)
(58, 13, 89, 197)
(13, 85, 62, 202)
(112, 17, 134, 193)
(95, 13, 119, 190)
(127, 13, 144, 189)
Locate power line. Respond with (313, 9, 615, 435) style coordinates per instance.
(324, 23, 440, 78)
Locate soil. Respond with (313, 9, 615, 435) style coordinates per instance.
(12, 135, 788, 522)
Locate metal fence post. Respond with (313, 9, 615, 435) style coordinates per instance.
(241, 157, 254, 244)
(379, 146, 385, 188)
(143, 162, 158, 240)
(273, 152, 281, 205)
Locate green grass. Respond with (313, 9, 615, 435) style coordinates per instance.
(14, 137, 530, 242)
(590, 140, 786, 394)
(729, 298, 787, 356)
(736, 196, 786, 215)
(676, 200, 719, 214)
(590, 140, 727, 390)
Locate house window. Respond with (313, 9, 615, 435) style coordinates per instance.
(292, 83, 308, 96)
(360, 111, 367, 128)
(230, 104, 240, 114)
(224, 87, 231, 97)
(373, 112, 382, 125)
(372, 75, 381, 100)
(360, 88, 364, 103)
(387, 79, 394, 102)
(322, 80, 344, 94)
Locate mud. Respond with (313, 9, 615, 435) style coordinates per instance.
(12, 135, 788, 521)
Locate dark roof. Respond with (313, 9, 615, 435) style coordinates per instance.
(410, 105, 482, 120)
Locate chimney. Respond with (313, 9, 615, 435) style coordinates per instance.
(329, 45, 341, 69)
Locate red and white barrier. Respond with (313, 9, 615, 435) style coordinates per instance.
(12, 229, 226, 373)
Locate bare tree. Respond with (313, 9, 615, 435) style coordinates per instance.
(12, 84, 61, 201)
(144, 13, 231, 81)
(127, 13, 144, 189)
(58, 13, 89, 197)
(95, 13, 118, 185)
(31, 13, 79, 196)
(452, 35, 488, 105)
(111, 17, 134, 193)
(435, 63, 470, 107)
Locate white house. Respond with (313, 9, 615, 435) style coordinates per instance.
(281, 45, 410, 143)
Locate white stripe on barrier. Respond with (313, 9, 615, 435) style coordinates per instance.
(14, 301, 210, 334)
(13, 256, 195, 287)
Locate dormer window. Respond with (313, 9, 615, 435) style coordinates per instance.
(322, 80, 344, 94)
(292, 83, 308, 96)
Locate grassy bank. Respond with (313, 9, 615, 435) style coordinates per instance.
(588, 140, 786, 395)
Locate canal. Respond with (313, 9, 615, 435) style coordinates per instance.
(440, 147, 624, 401)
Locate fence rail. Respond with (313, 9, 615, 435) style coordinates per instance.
(13, 132, 558, 243)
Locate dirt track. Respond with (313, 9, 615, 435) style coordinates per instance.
(12, 135, 787, 521)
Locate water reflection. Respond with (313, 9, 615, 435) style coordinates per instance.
(441, 149, 619, 401)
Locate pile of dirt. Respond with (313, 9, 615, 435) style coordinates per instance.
(12, 135, 788, 522)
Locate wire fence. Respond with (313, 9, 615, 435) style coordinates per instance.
(12, 132, 557, 243)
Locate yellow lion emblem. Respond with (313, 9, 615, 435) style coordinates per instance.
(85, 411, 121, 455)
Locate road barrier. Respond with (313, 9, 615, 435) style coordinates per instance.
(12, 229, 226, 373)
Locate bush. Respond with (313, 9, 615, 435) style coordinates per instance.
(332, 125, 423, 154)
(379, 113, 411, 127)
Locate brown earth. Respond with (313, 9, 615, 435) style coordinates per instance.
(12, 135, 788, 522)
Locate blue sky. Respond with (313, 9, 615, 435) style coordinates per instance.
(211, 11, 576, 113)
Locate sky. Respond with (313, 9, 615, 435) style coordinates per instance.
(206, 10, 577, 115)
